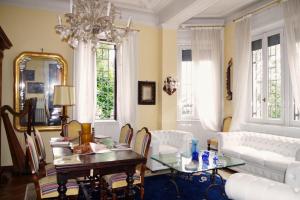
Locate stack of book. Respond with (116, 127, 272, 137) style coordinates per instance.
(50, 137, 70, 147)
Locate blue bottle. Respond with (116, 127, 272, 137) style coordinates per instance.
(191, 139, 199, 162)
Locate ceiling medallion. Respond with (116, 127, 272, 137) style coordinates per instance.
(55, 0, 132, 49)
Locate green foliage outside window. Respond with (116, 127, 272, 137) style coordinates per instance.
(96, 44, 115, 120)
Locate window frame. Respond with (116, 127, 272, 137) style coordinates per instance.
(95, 44, 117, 121)
(249, 28, 285, 125)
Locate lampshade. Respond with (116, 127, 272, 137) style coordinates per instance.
(53, 85, 75, 106)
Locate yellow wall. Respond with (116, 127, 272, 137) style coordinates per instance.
(223, 22, 235, 117)
(0, 4, 165, 165)
(0, 5, 73, 165)
(161, 29, 177, 129)
(136, 24, 162, 130)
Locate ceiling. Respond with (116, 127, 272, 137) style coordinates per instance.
(0, 0, 263, 26)
(195, 0, 260, 18)
(110, 0, 173, 13)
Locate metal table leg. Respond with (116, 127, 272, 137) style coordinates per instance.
(164, 169, 181, 198)
(205, 169, 228, 200)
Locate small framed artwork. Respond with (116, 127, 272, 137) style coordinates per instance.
(27, 82, 44, 93)
(24, 70, 35, 81)
(138, 81, 156, 105)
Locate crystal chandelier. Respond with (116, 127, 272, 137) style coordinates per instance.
(55, 0, 132, 49)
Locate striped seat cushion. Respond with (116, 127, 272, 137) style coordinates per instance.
(39, 175, 78, 199)
(45, 164, 56, 176)
(104, 170, 141, 189)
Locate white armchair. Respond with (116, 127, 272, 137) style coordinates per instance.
(146, 130, 194, 171)
(225, 161, 300, 200)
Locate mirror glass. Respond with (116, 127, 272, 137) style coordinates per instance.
(14, 52, 67, 131)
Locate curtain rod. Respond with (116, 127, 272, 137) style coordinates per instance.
(179, 25, 224, 30)
(233, 0, 286, 23)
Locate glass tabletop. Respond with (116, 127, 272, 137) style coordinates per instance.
(151, 150, 245, 174)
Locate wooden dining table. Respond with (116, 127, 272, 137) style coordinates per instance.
(52, 146, 146, 200)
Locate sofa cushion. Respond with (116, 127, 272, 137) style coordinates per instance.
(222, 146, 255, 159)
(222, 147, 241, 158)
(263, 151, 294, 172)
(159, 144, 178, 155)
(39, 175, 78, 199)
(226, 173, 300, 200)
(240, 148, 265, 166)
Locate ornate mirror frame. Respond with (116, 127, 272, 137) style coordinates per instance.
(14, 52, 67, 131)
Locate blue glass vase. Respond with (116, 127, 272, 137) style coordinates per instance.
(191, 139, 199, 162)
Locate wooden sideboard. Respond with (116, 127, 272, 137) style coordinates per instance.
(0, 26, 13, 171)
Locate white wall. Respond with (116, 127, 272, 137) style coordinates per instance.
(177, 121, 218, 149)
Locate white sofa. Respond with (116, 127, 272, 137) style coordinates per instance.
(146, 130, 194, 171)
(225, 162, 300, 200)
(219, 131, 300, 182)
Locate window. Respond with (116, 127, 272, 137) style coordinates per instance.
(251, 31, 283, 123)
(178, 48, 194, 120)
(291, 42, 300, 122)
(95, 44, 117, 120)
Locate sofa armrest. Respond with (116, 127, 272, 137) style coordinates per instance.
(149, 136, 160, 156)
(285, 161, 300, 188)
(218, 132, 238, 152)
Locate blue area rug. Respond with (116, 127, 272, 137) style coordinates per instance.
(138, 173, 228, 200)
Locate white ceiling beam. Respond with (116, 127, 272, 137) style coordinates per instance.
(159, 0, 220, 28)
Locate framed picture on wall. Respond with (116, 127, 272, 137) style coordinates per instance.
(24, 70, 35, 81)
(27, 82, 44, 93)
(138, 81, 156, 105)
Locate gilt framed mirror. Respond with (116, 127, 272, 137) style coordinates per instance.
(14, 52, 67, 131)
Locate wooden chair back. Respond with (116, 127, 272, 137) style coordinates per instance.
(25, 133, 40, 175)
(0, 98, 34, 174)
(119, 123, 133, 145)
(32, 128, 46, 163)
(133, 127, 151, 184)
(222, 116, 232, 132)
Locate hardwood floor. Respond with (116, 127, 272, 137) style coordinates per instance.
(0, 169, 36, 200)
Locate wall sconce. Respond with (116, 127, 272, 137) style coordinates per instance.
(163, 76, 177, 95)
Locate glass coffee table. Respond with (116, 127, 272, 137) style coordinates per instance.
(151, 150, 245, 199)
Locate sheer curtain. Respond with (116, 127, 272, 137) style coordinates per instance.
(230, 18, 251, 131)
(283, 0, 300, 110)
(192, 29, 222, 131)
(73, 41, 96, 124)
(117, 32, 138, 129)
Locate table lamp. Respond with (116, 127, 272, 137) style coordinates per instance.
(53, 85, 75, 136)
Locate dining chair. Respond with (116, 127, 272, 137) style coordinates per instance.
(25, 133, 79, 199)
(119, 123, 133, 145)
(63, 120, 82, 140)
(32, 127, 57, 176)
(207, 116, 232, 151)
(104, 127, 151, 200)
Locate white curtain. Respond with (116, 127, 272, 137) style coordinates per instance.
(117, 32, 138, 128)
(283, 0, 300, 110)
(192, 29, 222, 131)
(73, 41, 96, 124)
(230, 19, 251, 131)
